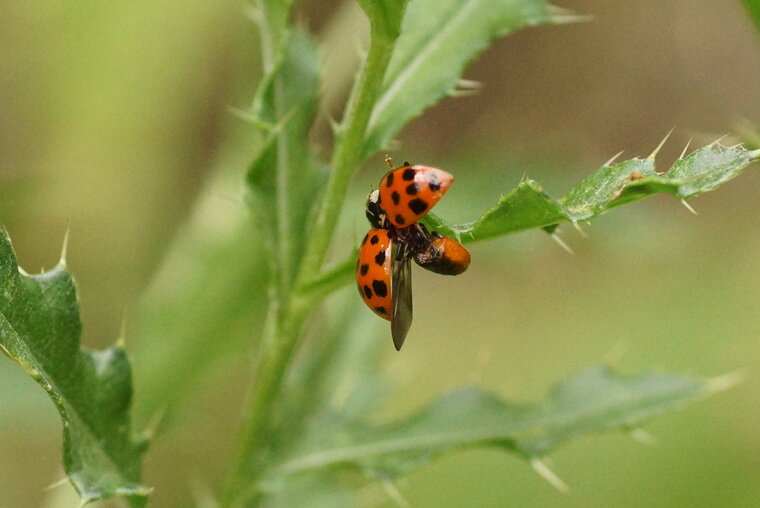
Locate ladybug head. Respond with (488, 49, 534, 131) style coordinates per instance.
(365, 189, 388, 229)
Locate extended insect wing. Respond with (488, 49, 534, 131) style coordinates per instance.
(391, 241, 413, 351)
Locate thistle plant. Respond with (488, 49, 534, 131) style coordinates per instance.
(1, 1, 759, 506)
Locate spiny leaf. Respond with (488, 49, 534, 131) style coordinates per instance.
(423, 178, 566, 243)
(423, 143, 760, 242)
(266, 366, 714, 483)
(362, 0, 558, 160)
(246, 28, 323, 279)
(0, 229, 148, 506)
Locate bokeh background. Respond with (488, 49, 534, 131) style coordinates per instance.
(2, 0, 760, 506)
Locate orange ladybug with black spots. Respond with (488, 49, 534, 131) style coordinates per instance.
(356, 157, 470, 350)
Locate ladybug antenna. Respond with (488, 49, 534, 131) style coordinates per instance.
(384, 155, 394, 170)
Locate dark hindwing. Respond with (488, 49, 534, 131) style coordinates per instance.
(391, 241, 413, 350)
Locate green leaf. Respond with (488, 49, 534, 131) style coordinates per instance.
(741, 0, 760, 35)
(422, 178, 566, 243)
(267, 366, 715, 483)
(362, 0, 557, 159)
(246, 28, 323, 281)
(423, 143, 760, 243)
(130, 188, 269, 428)
(0, 229, 147, 506)
(355, 0, 410, 39)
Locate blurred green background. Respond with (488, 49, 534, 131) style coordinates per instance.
(2, 0, 760, 507)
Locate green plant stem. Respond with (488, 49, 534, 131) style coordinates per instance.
(299, 247, 358, 299)
(223, 18, 398, 508)
(221, 293, 313, 507)
(295, 33, 394, 287)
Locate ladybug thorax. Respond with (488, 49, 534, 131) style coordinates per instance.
(364, 189, 388, 229)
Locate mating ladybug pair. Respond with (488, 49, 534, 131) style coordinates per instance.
(356, 158, 471, 350)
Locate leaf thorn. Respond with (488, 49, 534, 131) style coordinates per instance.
(450, 79, 482, 98)
(549, 232, 574, 255)
(381, 477, 410, 508)
(547, 5, 593, 24)
(710, 133, 730, 146)
(705, 370, 746, 394)
(530, 458, 569, 493)
(116, 311, 128, 349)
(678, 137, 693, 160)
(629, 428, 657, 447)
(141, 407, 168, 442)
(603, 151, 624, 167)
(323, 107, 341, 135)
(647, 127, 675, 161)
(680, 199, 698, 216)
(227, 105, 259, 124)
(59, 223, 71, 266)
(44, 477, 70, 491)
(571, 220, 588, 238)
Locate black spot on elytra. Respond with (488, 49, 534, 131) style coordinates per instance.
(391, 191, 400, 205)
(395, 214, 405, 225)
(372, 279, 388, 297)
(360, 264, 369, 275)
(370, 234, 379, 245)
(375, 306, 387, 315)
(363, 285, 373, 298)
(428, 173, 441, 191)
(375, 249, 386, 265)
(386, 172, 394, 187)
(402, 168, 416, 181)
(406, 183, 418, 195)
(408, 198, 428, 215)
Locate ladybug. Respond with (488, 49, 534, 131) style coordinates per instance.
(356, 158, 470, 351)
(377, 161, 453, 228)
